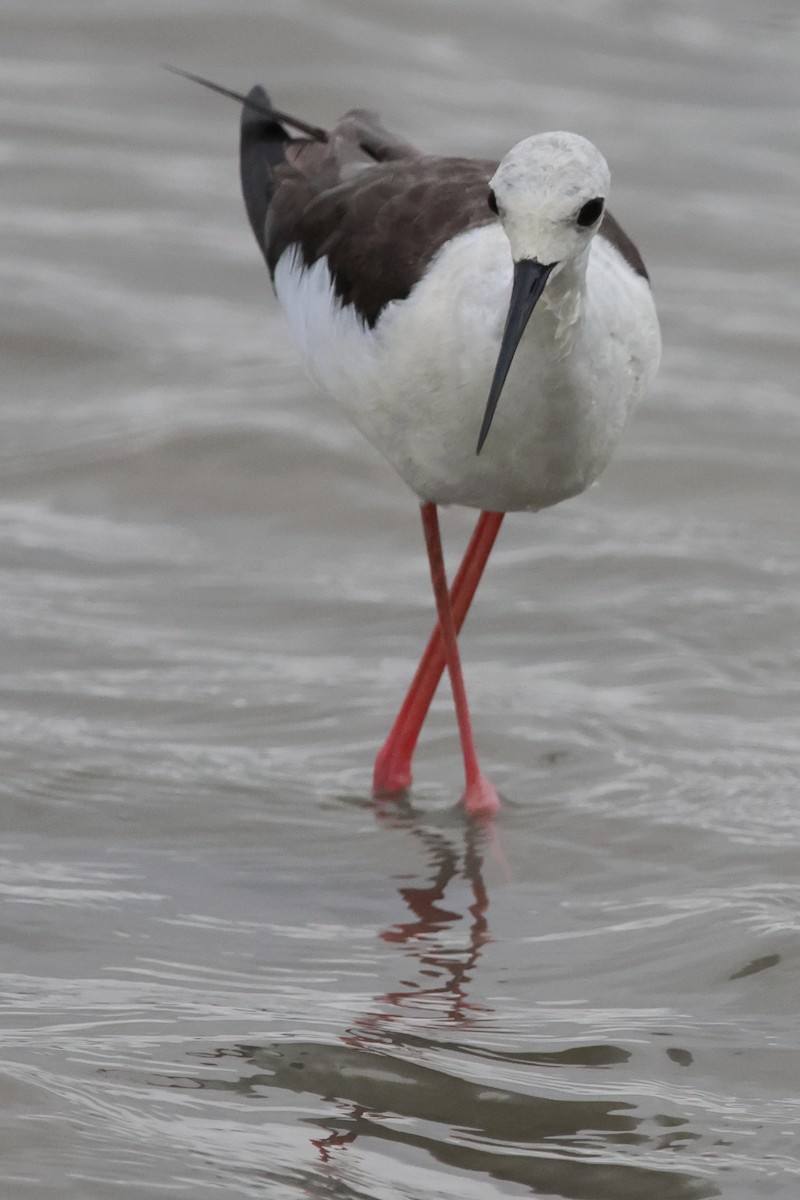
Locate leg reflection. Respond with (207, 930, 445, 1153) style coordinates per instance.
(349, 802, 495, 1038)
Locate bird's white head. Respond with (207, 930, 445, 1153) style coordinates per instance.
(477, 131, 611, 455)
(489, 131, 611, 267)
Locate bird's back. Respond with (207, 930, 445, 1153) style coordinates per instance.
(241, 88, 500, 328)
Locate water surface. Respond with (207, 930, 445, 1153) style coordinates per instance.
(3, 1, 800, 1196)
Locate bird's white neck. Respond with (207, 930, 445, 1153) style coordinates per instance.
(538, 245, 590, 349)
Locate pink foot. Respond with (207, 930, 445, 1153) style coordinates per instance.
(461, 773, 501, 818)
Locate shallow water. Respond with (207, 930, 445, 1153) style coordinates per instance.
(3, 1, 800, 1197)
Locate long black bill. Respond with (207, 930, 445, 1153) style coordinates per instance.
(476, 258, 556, 455)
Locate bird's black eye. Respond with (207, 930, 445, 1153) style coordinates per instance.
(576, 197, 605, 227)
(488, 188, 499, 215)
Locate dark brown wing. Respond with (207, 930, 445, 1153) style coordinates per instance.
(265, 156, 499, 327)
(599, 210, 649, 282)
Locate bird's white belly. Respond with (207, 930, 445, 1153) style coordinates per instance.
(273, 224, 660, 512)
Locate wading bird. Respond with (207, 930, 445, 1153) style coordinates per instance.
(170, 69, 660, 817)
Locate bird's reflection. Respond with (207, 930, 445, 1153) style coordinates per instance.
(349, 797, 494, 1035)
(149, 798, 715, 1200)
(309, 797, 494, 1163)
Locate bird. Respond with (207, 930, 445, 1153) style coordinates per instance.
(169, 68, 661, 819)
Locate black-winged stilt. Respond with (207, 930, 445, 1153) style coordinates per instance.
(170, 70, 661, 818)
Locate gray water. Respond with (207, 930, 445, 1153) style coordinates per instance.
(3, 1, 800, 1197)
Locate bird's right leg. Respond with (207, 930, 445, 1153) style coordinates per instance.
(417, 502, 500, 816)
(373, 509, 504, 797)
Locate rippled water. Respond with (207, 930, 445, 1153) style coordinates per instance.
(3, 1, 800, 1196)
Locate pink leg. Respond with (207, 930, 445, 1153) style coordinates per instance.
(416, 503, 499, 817)
(373, 509, 503, 796)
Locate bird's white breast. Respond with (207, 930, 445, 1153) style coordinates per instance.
(273, 224, 660, 512)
